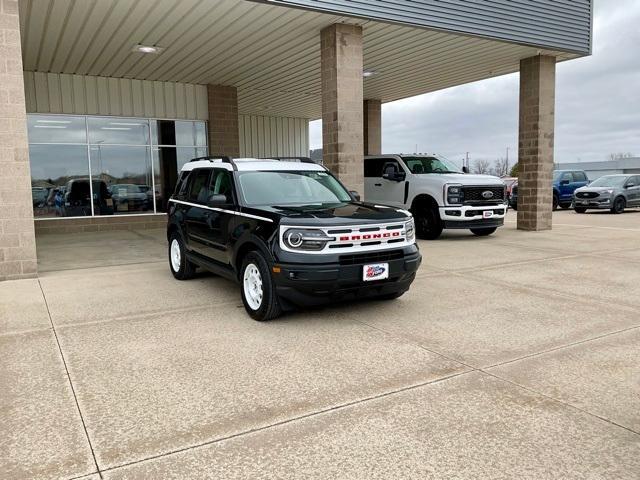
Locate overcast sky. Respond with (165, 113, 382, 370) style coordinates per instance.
(309, 0, 640, 167)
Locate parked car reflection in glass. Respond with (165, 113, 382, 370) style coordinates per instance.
(62, 179, 114, 216)
(110, 184, 152, 212)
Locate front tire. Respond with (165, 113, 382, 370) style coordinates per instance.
(560, 203, 571, 210)
(552, 195, 559, 210)
(414, 204, 443, 240)
(240, 251, 282, 321)
(574, 207, 587, 214)
(470, 227, 497, 236)
(611, 197, 625, 214)
(169, 233, 196, 280)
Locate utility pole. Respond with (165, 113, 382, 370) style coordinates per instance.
(465, 152, 470, 170)
(506, 147, 509, 174)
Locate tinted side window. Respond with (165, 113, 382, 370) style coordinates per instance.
(187, 169, 211, 204)
(175, 171, 190, 197)
(573, 171, 587, 182)
(364, 158, 387, 177)
(561, 172, 572, 182)
(209, 169, 234, 204)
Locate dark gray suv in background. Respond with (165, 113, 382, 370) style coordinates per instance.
(573, 175, 640, 214)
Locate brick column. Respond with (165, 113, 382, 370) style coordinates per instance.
(321, 24, 364, 194)
(517, 55, 556, 231)
(207, 84, 240, 157)
(0, 0, 37, 281)
(363, 99, 381, 156)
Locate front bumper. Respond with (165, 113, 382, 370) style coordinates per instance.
(573, 197, 612, 209)
(439, 205, 507, 229)
(272, 248, 421, 307)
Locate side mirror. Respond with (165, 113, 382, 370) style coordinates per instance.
(350, 190, 361, 201)
(560, 180, 570, 186)
(382, 171, 406, 182)
(626, 183, 636, 189)
(207, 194, 228, 206)
(462, 166, 470, 174)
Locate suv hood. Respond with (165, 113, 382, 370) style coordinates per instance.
(415, 173, 504, 186)
(575, 186, 616, 193)
(248, 202, 410, 226)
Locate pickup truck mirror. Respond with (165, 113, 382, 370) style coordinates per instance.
(207, 194, 228, 206)
(462, 166, 470, 174)
(382, 171, 406, 182)
(560, 179, 570, 186)
(626, 182, 636, 189)
(349, 190, 361, 201)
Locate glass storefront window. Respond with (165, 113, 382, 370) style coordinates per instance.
(88, 117, 151, 145)
(175, 121, 207, 146)
(29, 144, 91, 218)
(90, 146, 153, 215)
(27, 115, 87, 144)
(27, 114, 207, 218)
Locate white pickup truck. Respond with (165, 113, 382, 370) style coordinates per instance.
(364, 154, 507, 239)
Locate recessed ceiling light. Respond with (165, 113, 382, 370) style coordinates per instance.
(133, 44, 163, 54)
(363, 70, 377, 78)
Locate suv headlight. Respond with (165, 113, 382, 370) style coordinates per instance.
(445, 184, 464, 205)
(283, 228, 332, 251)
(405, 218, 415, 242)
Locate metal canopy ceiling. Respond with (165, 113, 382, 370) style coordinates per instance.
(19, 0, 578, 119)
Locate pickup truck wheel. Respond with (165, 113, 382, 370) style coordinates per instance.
(552, 195, 559, 210)
(169, 233, 196, 280)
(470, 227, 497, 236)
(414, 205, 443, 240)
(611, 197, 625, 214)
(574, 207, 587, 214)
(241, 251, 282, 321)
(560, 203, 571, 210)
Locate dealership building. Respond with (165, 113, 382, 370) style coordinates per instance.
(0, 0, 593, 280)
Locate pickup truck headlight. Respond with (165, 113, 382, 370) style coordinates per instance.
(405, 218, 415, 242)
(283, 228, 332, 251)
(445, 184, 464, 205)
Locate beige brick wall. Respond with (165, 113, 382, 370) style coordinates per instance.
(517, 55, 556, 232)
(321, 24, 364, 195)
(34, 215, 167, 235)
(363, 99, 382, 156)
(208, 84, 240, 158)
(0, 0, 37, 280)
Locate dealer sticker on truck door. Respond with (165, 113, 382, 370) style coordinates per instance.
(363, 263, 389, 281)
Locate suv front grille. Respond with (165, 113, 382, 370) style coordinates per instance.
(575, 191, 599, 199)
(339, 249, 404, 266)
(462, 186, 505, 205)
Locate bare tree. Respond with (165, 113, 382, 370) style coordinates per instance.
(608, 152, 634, 161)
(472, 159, 491, 175)
(491, 157, 510, 177)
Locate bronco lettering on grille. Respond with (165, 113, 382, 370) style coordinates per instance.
(339, 232, 401, 241)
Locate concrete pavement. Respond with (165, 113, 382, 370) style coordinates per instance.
(2, 210, 639, 479)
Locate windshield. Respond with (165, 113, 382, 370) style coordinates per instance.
(589, 176, 629, 188)
(237, 170, 352, 207)
(401, 156, 462, 174)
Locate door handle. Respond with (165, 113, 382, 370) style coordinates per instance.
(374, 183, 382, 187)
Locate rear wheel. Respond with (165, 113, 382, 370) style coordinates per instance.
(560, 203, 571, 210)
(574, 207, 587, 214)
(240, 251, 282, 321)
(470, 227, 497, 237)
(169, 233, 196, 280)
(611, 197, 625, 214)
(552, 195, 559, 210)
(413, 203, 443, 240)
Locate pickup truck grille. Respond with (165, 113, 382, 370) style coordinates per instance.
(575, 191, 599, 199)
(462, 186, 505, 205)
(339, 250, 404, 266)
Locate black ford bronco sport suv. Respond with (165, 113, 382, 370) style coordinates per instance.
(167, 156, 421, 321)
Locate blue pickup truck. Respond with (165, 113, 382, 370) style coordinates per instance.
(509, 170, 590, 210)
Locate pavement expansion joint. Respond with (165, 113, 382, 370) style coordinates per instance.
(37, 279, 104, 479)
(98, 370, 475, 475)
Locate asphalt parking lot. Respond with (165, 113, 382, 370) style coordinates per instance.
(3, 210, 640, 479)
